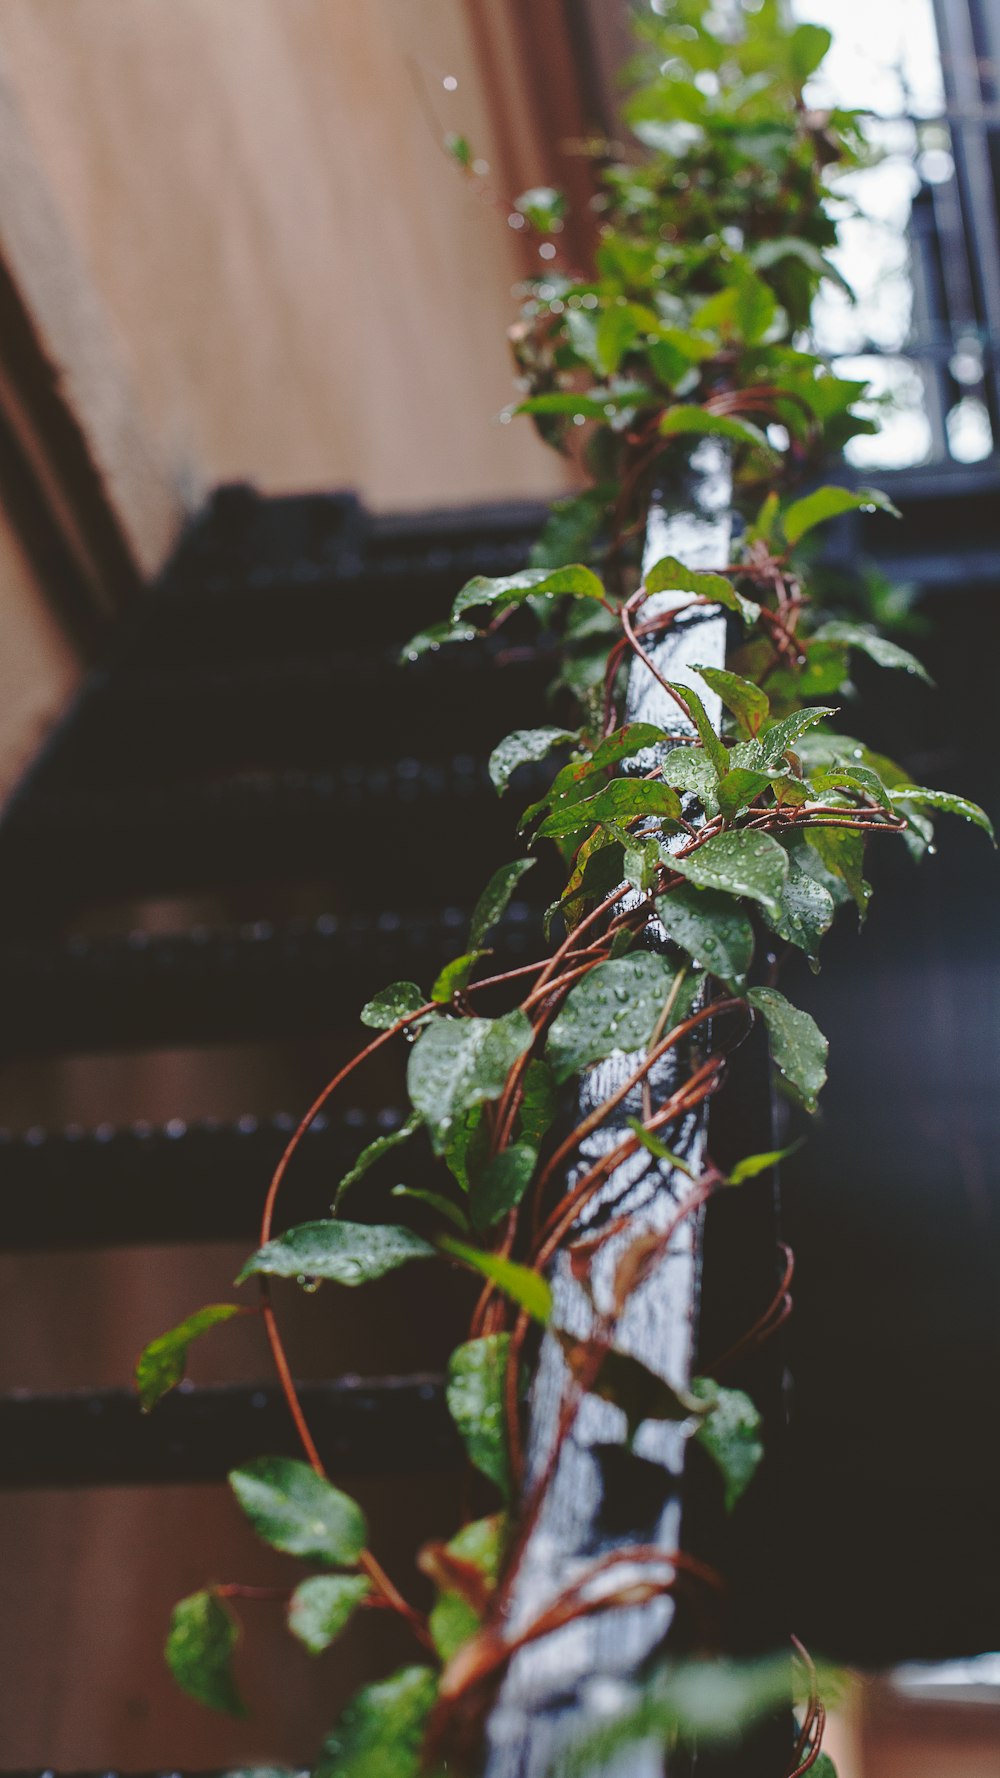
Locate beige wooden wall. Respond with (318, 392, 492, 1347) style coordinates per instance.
(0, 0, 575, 518)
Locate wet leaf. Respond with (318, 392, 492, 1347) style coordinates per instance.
(236, 1220, 435, 1287)
(762, 865, 835, 960)
(317, 1665, 438, 1778)
(546, 952, 689, 1083)
(135, 1303, 242, 1412)
(891, 785, 995, 843)
(399, 621, 479, 664)
(782, 485, 899, 546)
(452, 563, 605, 621)
(730, 706, 836, 773)
(488, 727, 576, 795)
(446, 1334, 512, 1495)
(432, 950, 490, 1003)
(360, 981, 425, 1030)
(390, 1185, 469, 1232)
(815, 620, 931, 685)
(748, 986, 828, 1112)
(517, 1059, 559, 1148)
(692, 665, 769, 739)
(805, 826, 870, 918)
(658, 884, 754, 991)
(470, 1143, 538, 1234)
(439, 1238, 552, 1324)
(645, 559, 760, 625)
(288, 1574, 371, 1655)
(691, 1379, 764, 1510)
(659, 746, 721, 815)
(229, 1456, 367, 1565)
(469, 858, 535, 949)
(668, 680, 729, 780)
(332, 1112, 422, 1212)
(536, 777, 683, 839)
(669, 830, 789, 919)
(717, 766, 777, 821)
(407, 1010, 535, 1154)
(165, 1589, 245, 1717)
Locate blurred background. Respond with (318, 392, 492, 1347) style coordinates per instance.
(0, 2, 996, 1774)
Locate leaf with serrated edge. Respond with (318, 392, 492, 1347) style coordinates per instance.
(288, 1574, 371, 1655)
(748, 986, 828, 1112)
(135, 1304, 242, 1412)
(229, 1455, 367, 1565)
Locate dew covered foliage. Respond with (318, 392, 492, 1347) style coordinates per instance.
(135, 4, 991, 1773)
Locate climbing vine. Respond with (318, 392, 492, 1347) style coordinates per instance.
(137, 5, 992, 1774)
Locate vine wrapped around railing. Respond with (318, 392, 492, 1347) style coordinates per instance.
(135, 5, 993, 1774)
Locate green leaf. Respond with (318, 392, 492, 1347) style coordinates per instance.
(452, 564, 605, 621)
(790, 20, 833, 80)
(288, 1574, 371, 1655)
(439, 1237, 552, 1324)
(332, 1112, 422, 1212)
(814, 620, 932, 685)
(692, 665, 769, 739)
(623, 832, 662, 893)
(165, 1590, 245, 1717)
(523, 723, 669, 832)
(811, 764, 894, 810)
(515, 392, 612, 419)
(391, 1185, 470, 1232)
(747, 986, 828, 1112)
(659, 884, 753, 992)
(783, 485, 900, 546)
(517, 1059, 559, 1148)
(444, 133, 473, 169)
(427, 1515, 504, 1661)
(536, 777, 684, 839)
(229, 1456, 367, 1566)
(668, 681, 729, 781)
(469, 858, 535, 949)
(659, 405, 775, 454)
(514, 185, 566, 231)
(805, 825, 871, 918)
(471, 1143, 538, 1234)
(399, 621, 480, 664)
(691, 1379, 764, 1510)
(432, 951, 490, 1003)
(727, 1140, 803, 1187)
(236, 1220, 435, 1287)
(360, 981, 425, 1030)
(717, 766, 777, 821)
(596, 304, 640, 375)
(730, 706, 837, 773)
(890, 784, 995, 843)
(407, 1010, 535, 1155)
(529, 487, 612, 570)
(762, 864, 835, 960)
(446, 1334, 512, 1495)
(546, 952, 691, 1084)
(135, 1303, 242, 1413)
(659, 746, 721, 816)
(317, 1665, 438, 1778)
(646, 557, 759, 624)
(669, 830, 789, 919)
(627, 1117, 695, 1177)
(442, 1102, 490, 1195)
(488, 727, 576, 795)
